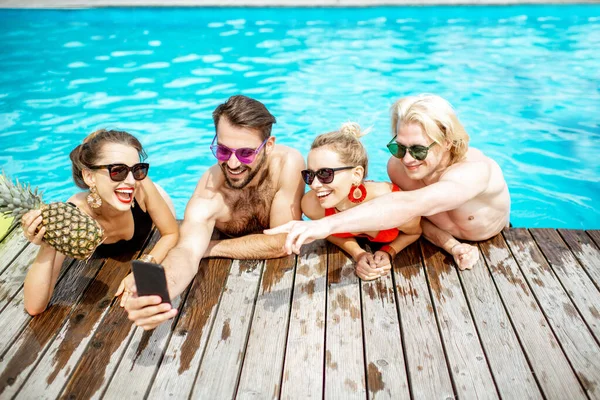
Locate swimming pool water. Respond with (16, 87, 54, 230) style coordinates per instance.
(0, 6, 598, 228)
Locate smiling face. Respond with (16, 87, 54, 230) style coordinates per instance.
(306, 146, 362, 209)
(394, 122, 447, 181)
(215, 116, 273, 189)
(83, 142, 142, 212)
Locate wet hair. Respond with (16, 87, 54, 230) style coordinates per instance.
(390, 94, 469, 165)
(212, 95, 276, 141)
(69, 129, 147, 189)
(310, 122, 369, 180)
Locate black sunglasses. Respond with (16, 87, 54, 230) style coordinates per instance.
(386, 136, 437, 161)
(301, 166, 355, 185)
(89, 163, 150, 182)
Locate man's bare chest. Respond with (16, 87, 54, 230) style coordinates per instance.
(217, 183, 276, 237)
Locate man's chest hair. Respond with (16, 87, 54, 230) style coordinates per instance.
(219, 179, 276, 237)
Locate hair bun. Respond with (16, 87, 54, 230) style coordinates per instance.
(339, 122, 364, 138)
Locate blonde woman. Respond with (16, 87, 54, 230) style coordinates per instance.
(301, 123, 422, 280)
(20, 129, 179, 315)
(268, 94, 510, 272)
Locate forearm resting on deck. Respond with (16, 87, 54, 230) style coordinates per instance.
(421, 219, 459, 253)
(24, 244, 63, 315)
(205, 233, 289, 259)
(385, 233, 421, 259)
(147, 232, 179, 264)
(326, 236, 366, 261)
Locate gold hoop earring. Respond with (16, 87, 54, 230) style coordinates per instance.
(87, 185, 102, 209)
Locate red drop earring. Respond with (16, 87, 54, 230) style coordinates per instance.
(348, 183, 367, 204)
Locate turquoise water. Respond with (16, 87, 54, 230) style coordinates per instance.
(0, 6, 598, 228)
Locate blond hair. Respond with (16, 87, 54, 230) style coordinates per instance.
(390, 94, 469, 164)
(310, 122, 369, 179)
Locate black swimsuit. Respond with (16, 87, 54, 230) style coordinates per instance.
(68, 199, 153, 258)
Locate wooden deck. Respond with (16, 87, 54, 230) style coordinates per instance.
(0, 225, 599, 399)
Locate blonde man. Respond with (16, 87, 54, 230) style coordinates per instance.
(267, 94, 510, 271)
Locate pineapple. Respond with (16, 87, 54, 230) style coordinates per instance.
(0, 172, 104, 260)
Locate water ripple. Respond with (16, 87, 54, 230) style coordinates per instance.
(0, 6, 599, 228)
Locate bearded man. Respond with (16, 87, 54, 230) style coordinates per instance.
(125, 95, 305, 330)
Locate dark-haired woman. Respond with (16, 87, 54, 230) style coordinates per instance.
(20, 129, 179, 315)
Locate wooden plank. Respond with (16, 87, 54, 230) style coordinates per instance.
(57, 299, 135, 399)
(504, 228, 600, 398)
(480, 232, 585, 399)
(0, 254, 75, 356)
(102, 226, 189, 399)
(420, 240, 498, 399)
(12, 259, 131, 399)
(560, 229, 600, 290)
(0, 257, 104, 398)
(0, 227, 29, 275)
(191, 259, 263, 399)
(531, 229, 600, 343)
(280, 240, 327, 399)
(148, 258, 231, 399)
(0, 243, 43, 312)
(587, 230, 600, 249)
(237, 255, 296, 400)
(360, 252, 410, 399)
(17, 231, 163, 400)
(56, 237, 161, 400)
(325, 244, 366, 398)
(460, 240, 541, 399)
(393, 241, 454, 399)
(103, 296, 183, 399)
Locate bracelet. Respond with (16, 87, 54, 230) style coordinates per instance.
(380, 245, 397, 262)
(138, 254, 157, 264)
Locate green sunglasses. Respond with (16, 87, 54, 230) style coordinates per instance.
(386, 136, 437, 161)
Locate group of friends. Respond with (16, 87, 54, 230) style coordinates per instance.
(20, 93, 511, 331)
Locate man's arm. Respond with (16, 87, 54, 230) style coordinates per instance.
(204, 150, 305, 259)
(124, 172, 224, 330)
(420, 218, 460, 254)
(266, 161, 491, 254)
(328, 162, 490, 233)
(161, 196, 218, 298)
(204, 232, 290, 259)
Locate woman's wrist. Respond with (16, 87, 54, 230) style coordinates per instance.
(380, 245, 397, 262)
(353, 251, 368, 262)
(138, 254, 157, 264)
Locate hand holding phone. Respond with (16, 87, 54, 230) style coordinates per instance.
(131, 260, 171, 306)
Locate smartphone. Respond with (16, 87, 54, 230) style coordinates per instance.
(131, 260, 171, 306)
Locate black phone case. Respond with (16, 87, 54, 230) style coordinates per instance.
(131, 260, 171, 305)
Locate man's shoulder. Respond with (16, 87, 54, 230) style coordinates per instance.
(192, 165, 227, 199)
(198, 164, 224, 186)
(442, 153, 491, 182)
(272, 144, 304, 162)
(269, 144, 305, 179)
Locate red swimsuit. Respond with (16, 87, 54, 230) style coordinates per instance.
(326, 184, 401, 243)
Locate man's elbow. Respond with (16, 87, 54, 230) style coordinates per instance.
(25, 302, 47, 316)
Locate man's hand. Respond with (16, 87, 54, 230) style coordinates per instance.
(355, 252, 386, 281)
(451, 243, 479, 270)
(124, 295, 178, 331)
(264, 219, 331, 255)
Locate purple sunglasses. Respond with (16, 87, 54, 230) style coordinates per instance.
(210, 136, 268, 165)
